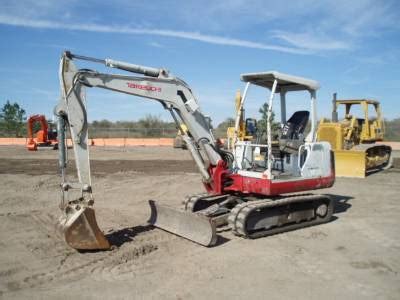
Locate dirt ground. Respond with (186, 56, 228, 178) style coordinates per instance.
(0, 146, 399, 299)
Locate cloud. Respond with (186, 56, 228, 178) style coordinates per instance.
(324, 0, 399, 37)
(148, 42, 164, 48)
(0, 15, 315, 55)
(2, 1, 397, 56)
(272, 30, 351, 51)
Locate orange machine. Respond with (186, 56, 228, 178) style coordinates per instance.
(26, 114, 58, 151)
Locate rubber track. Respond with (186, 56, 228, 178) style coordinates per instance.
(184, 193, 209, 212)
(228, 194, 334, 238)
(184, 193, 228, 213)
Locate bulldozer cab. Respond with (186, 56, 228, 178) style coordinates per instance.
(226, 91, 257, 150)
(333, 99, 384, 142)
(245, 118, 257, 136)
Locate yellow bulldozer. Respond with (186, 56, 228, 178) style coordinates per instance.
(173, 123, 188, 149)
(226, 90, 257, 150)
(317, 93, 392, 177)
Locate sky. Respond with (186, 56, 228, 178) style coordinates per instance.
(0, 0, 399, 125)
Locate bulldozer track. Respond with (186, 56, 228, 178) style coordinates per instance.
(228, 194, 334, 238)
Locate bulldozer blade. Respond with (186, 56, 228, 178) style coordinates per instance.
(58, 206, 110, 250)
(334, 150, 366, 178)
(148, 200, 218, 247)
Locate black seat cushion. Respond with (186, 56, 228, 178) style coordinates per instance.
(279, 111, 309, 154)
(281, 111, 309, 140)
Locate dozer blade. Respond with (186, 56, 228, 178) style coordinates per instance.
(57, 206, 110, 250)
(334, 150, 366, 178)
(148, 200, 218, 247)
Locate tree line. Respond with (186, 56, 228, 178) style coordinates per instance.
(1, 100, 400, 141)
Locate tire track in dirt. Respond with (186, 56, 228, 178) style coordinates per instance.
(1, 166, 197, 291)
(19, 228, 173, 288)
(6, 212, 186, 292)
(2, 211, 178, 291)
(89, 226, 180, 282)
(19, 243, 158, 289)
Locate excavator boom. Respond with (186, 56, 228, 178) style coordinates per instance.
(55, 51, 224, 249)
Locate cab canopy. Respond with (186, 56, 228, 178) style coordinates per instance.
(241, 71, 320, 92)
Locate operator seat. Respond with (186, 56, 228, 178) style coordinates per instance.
(279, 110, 310, 154)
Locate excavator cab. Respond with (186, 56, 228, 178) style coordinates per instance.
(231, 71, 333, 180)
(245, 118, 257, 136)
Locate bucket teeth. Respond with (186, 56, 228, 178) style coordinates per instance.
(57, 206, 110, 250)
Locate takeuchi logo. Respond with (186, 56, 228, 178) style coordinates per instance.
(126, 82, 162, 92)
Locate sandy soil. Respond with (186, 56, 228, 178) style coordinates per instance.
(0, 146, 399, 299)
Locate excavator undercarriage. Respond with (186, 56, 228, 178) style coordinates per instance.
(55, 51, 335, 250)
(180, 192, 333, 244)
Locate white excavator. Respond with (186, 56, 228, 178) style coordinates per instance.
(55, 51, 335, 250)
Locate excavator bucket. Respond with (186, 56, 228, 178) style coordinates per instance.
(334, 150, 366, 178)
(57, 206, 110, 250)
(148, 200, 218, 247)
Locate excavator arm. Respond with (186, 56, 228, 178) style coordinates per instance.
(55, 51, 227, 249)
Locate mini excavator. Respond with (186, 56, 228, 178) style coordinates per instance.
(26, 114, 58, 151)
(55, 51, 335, 250)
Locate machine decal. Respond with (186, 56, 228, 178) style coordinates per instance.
(126, 82, 161, 92)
